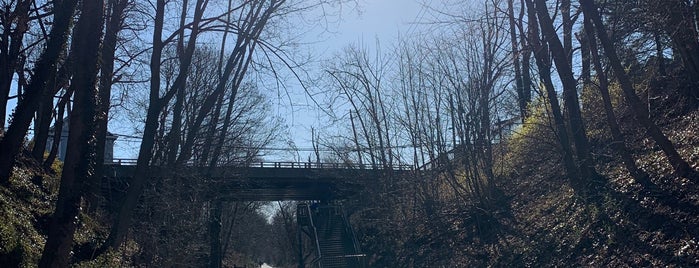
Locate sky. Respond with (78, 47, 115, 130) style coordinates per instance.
(266, 0, 427, 162)
(130, 0, 427, 161)
(2, 0, 429, 162)
(328, 0, 425, 49)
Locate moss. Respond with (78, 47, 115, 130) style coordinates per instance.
(0, 154, 57, 267)
(0, 208, 22, 267)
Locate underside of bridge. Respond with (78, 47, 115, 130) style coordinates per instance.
(105, 165, 412, 201)
(205, 176, 362, 201)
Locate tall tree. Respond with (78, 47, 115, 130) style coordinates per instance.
(38, 0, 105, 266)
(31, 42, 73, 162)
(650, 0, 699, 107)
(525, 0, 580, 185)
(0, 0, 32, 131)
(87, 0, 130, 212)
(582, 16, 652, 188)
(0, 0, 79, 184)
(101, 0, 208, 251)
(507, 0, 527, 121)
(534, 0, 599, 187)
(579, 0, 698, 179)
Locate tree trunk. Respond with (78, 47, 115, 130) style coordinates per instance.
(38, 0, 104, 266)
(177, 0, 276, 165)
(535, 0, 599, 186)
(33, 35, 76, 163)
(561, 0, 573, 63)
(44, 88, 73, 170)
(100, 0, 167, 251)
(0, 0, 79, 184)
(654, 0, 699, 108)
(519, 0, 532, 111)
(508, 0, 527, 122)
(525, 0, 580, 184)
(0, 0, 31, 131)
(101, 0, 208, 252)
(584, 17, 652, 187)
(165, 85, 185, 164)
(164, 0, 188, 165)
(580, 0, 698, 178)
(580, 27, 591, 86)
(90, 0, 129, 212)
(31, 73, 59, 162)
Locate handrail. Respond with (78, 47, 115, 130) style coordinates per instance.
(305, 203, 324, 268)
(106, 158, 415, 170)
(339, 205, 366, 268)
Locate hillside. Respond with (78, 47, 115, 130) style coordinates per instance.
(351, 87, 699, 267)
(0, 156, 56, 267)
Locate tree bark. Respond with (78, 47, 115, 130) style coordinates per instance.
(100, 0, 167, 251)
(43, 88, 72, 170)
(561, 0, 573, 63)
(0, 0, 32, 131)
(584, 17, 652, 187)
(519, 0, 532, 111)
(101, 0, 208, 252)
(164, 0, 188, 165)
(90, 0, 129, 212)
(508, 0, 527, 122)
(653, 0, 699, 108)
(525, 0, 580, 184)
(38, 0, 104, 266)
(33, 31, 77, 164)
(535, 0, 599, 185)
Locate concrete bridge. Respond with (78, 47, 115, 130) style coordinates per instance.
(104, 160, 415, 201)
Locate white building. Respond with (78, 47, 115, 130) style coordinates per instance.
(46, 117, 118, 162)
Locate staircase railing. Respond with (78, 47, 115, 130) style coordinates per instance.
(339, 206, 366, 268)
(305, 203, 324, 268)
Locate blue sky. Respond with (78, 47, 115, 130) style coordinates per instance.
(263, 0, 427, 162)
(331, 0, 424, 48)
(108, 0, 428, 160)
(3, 0, 428, 162)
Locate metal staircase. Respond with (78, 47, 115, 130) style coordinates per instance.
(297, 203, 365, 268)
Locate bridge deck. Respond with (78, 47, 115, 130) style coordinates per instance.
(105, 162, 415, 201)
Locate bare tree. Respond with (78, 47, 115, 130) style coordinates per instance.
(102, 0, 209, 251)
(0, 0, 33, 131)
(0, 0, 79, 184)
(524, 0, 580, 184)
(582, 16, 652, 188)
(325, 44, 395, 169)
(533, 0, 600, 189)
(579, 0, 698, 179)
(506, 0, 528, 121)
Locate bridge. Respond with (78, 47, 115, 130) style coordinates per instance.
(105, 160, 416, 201)
(104, 160, 420, 268)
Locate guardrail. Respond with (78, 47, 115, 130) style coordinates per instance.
(108, 158, 415, 170)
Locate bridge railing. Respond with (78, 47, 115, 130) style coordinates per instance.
(108, 158, 414, 170)
(111, 158, 138, 165)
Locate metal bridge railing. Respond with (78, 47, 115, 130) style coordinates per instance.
(108, 158, 414, 170)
